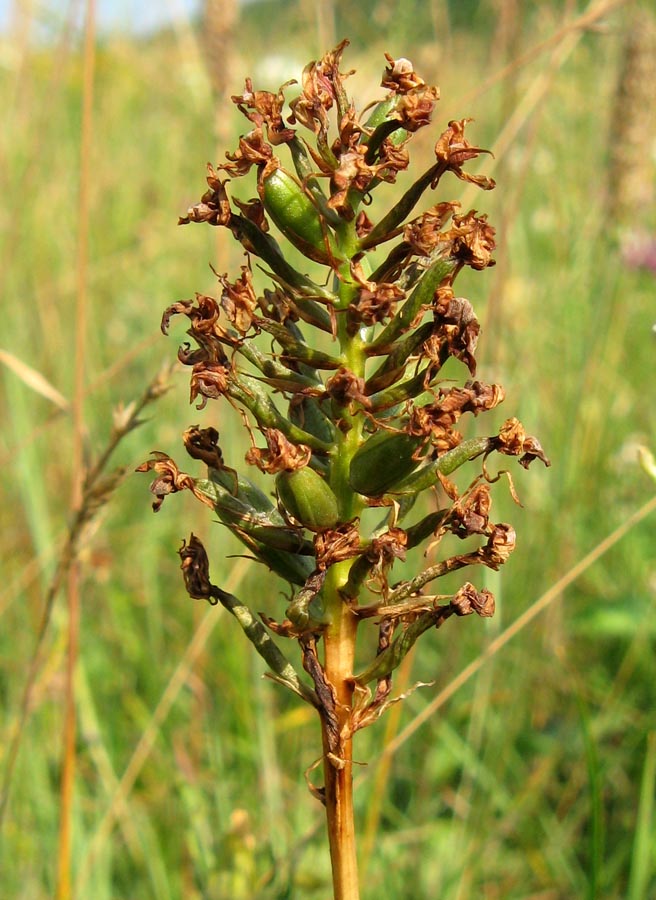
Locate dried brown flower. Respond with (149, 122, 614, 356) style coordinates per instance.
(480, 523, 517, 569)
(189, 362, 232, 409)
(136, 452, 204, 512)
(403, 203, 459, 256)
(434, 119, 495, 190)
(393, 84, 441, 132)
(365, 527, 408, 577)
(221, 127, 273, 177)
(429, 295, 480, 375)
(288, 39, 352, 138)
(178, 533, 220, 604)
(494, 418, 551, 468)
(314, 522, 361, 571)
(444, 210, 497, 270)
(179, 164, 232, 226)
(381, 54, 428, 94)
(245, 428, 312, 474)
(231, 78, 296, 145)
(451, 582, 495, 617)
(218, 265, 259, 335)
(183, 425, 225, 469)
(449, 482, 493, 538)
(325, 367, 371, 411)
(348, 261, 405, 327)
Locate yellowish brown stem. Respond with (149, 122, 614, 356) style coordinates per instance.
(322, 591, 359, 900)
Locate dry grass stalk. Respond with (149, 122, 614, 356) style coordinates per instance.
(607, 5, 656, 226)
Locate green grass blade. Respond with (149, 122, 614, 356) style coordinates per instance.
(628, 732, 656, 900)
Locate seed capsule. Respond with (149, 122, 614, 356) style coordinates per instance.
(348, 431, 424, 497)
(260, 165, 337, 264)
(276, 467, 340, 531)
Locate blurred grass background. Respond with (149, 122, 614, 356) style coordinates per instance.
(1, 0, 655, 897)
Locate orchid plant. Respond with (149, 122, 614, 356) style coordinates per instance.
(139, 41, 549, 900)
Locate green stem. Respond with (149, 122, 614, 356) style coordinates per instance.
(320, 222, 366, 900)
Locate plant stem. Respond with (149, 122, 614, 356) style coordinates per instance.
(322, 564, 359, 900)
(320, 233, 365, 899)
(57, 3, 95, 896)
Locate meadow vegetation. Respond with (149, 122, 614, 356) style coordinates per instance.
(0, 2, 654, 898)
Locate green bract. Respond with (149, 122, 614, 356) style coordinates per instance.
(276, 468, 340, 531)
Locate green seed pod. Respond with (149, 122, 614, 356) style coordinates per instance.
(404, 509, 450, 549)
(195, 474, 312, 555)
(276, 468, 340, 531)
(288, 136, 341, 227)
(260, 165, 338, 264)
(348, 431, 425, 497)
(362, 97, 398, 134)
